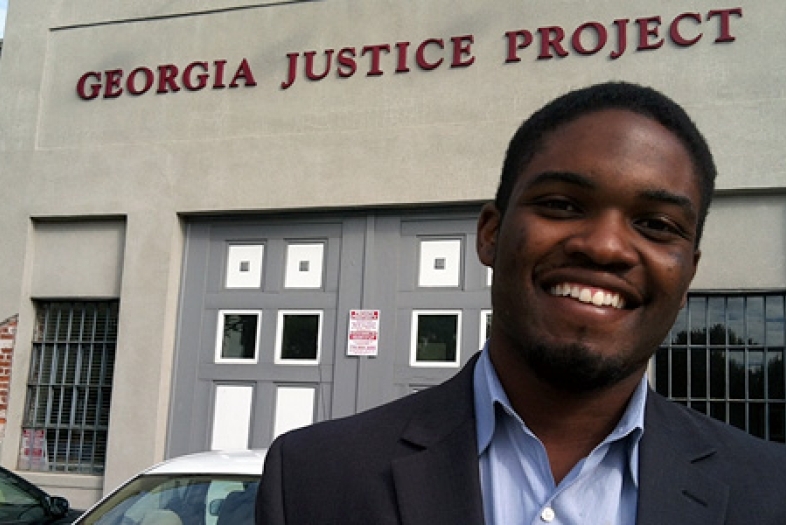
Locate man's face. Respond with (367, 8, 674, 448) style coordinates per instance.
(477, 109, 702, 392)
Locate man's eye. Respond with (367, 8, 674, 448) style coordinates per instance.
(640, 218, 672, 231)
(538, 199, 579, 213)
(637, 217, 687, 239)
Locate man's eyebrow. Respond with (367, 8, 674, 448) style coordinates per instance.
(639, 188, 698, 221)
(525, 171, 699, 220)
(525, 171, 597, 189)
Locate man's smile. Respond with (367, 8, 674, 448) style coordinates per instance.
(548, 282, 626, 309)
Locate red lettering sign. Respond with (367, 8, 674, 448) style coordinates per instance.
(504, 8, 742, 62)
(75, 8, 743, 100)
(76, 59, 257, 100)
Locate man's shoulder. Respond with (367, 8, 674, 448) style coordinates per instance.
(259, 356, 483, 524)
(645, 390, 786, 469)
(640, 392, 786, 523)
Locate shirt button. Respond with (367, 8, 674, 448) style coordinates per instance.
(540, 507, 556, 522)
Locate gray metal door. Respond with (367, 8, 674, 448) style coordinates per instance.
(167, 208, 489, 457)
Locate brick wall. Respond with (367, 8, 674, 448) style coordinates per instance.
(0, 315, 18, 440)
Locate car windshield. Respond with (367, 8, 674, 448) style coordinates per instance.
(0, 469, 46, 522)
(77, 473, 259, 525)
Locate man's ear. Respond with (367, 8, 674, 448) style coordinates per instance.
(477, 203, 501, 267)
(680, 249, 702, 308)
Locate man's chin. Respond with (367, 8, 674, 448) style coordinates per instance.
(522, 342, 638, 394)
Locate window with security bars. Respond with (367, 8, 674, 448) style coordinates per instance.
(655, 292, 785, 443)
(19, 301, 118, 474)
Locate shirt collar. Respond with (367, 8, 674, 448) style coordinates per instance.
(474, 343, 510, 454)
(473, 344, 648, 484)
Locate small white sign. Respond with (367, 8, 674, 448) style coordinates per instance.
(347, 309, 380, 357)
(19, 429, 48, 470)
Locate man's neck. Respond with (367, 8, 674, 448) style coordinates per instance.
(488, 344, 645, 484)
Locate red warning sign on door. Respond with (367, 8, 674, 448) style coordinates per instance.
(347, 309, 380, 357)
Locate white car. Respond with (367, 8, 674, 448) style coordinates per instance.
(74, 449, 266, 525)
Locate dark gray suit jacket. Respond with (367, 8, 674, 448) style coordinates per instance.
(256, 355, 786, 524)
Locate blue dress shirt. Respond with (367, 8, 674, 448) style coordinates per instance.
(473, 347, 647, 525)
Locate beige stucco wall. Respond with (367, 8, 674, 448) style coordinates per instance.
(1, 0, 784, 504)
(693, 194, 786, 290)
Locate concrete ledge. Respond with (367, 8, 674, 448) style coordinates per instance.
(13, 471, 104, 510)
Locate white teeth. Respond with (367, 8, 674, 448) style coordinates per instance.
(549, 283, 626, 309)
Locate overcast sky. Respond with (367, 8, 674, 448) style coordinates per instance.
(0, 0, 7, 39)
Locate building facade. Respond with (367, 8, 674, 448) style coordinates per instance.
(0, 0, 784, 507)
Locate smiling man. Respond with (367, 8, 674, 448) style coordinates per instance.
(256, 82, 786, 525)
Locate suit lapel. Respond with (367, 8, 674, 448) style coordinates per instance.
(391, 354, 485, 525)
(388, 359, 735, 525)
(637, 392, 729, 525)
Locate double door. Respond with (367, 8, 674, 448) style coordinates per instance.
(168, 207, 491, 457)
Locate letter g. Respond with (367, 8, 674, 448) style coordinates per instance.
(76, 71, 102, 100)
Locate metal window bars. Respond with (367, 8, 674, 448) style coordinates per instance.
(20, 301, 118, 474)
(655, 292, 786, 443)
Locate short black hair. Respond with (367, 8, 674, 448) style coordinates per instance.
(495, 81, 717, 245)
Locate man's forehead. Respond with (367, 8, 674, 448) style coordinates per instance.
(518, 109, 703, 208)
(532, 109, 698, 179)
(542, 108, 672, 141)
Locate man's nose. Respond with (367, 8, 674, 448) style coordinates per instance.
(562, 212, 639, 268)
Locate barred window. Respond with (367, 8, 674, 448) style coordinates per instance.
(19, 301, 118, 474)
(655, 292, 785, 443)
